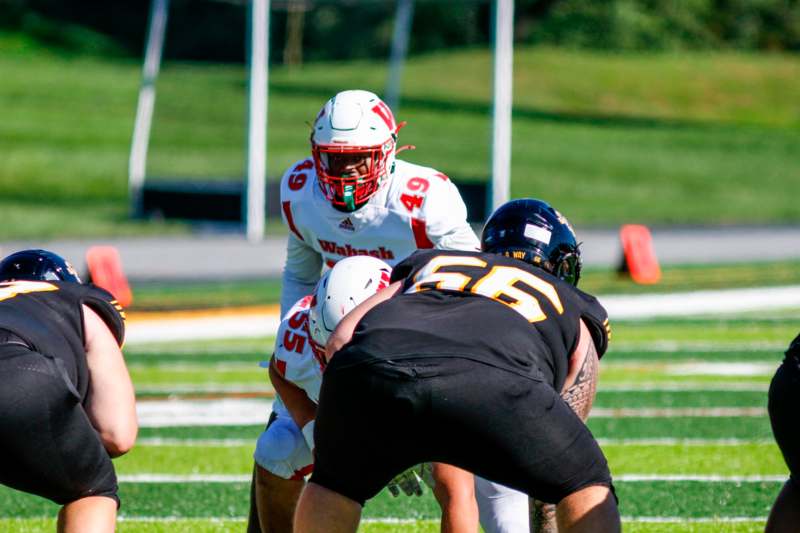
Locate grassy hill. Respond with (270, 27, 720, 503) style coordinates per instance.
(1, 32, 798, 239)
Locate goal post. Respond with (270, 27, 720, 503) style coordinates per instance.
(128, 0, 169, 218)
(246, 0, 270, 242)
(128, 0, 512, 236)
(491, 0, 514, 212)
(128, 0, 271, 242)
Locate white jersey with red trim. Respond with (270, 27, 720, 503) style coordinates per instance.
(271, 295, 324, 409)
(254, 295, 320, 480)
(279, 157, 480, 313)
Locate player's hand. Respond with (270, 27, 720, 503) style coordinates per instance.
(386, 466, 424, 497)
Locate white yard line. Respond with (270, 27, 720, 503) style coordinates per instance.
(590, 407, 766, 417)
(611, 341, 787, 352)
(597, 438, 774, 446)
(130, 362, 257, 371)
(603, 361, 776, 376)
(119, 474, 250, 483)
(136, 384, 273, 394)
(601, 285, 800, 320)
(137, 398, 272, 427)
(617, 474, 785, 482)
(664, 361, 775, 376)
(620, 516, 766, 523)
(126, 313, 280, 344)
(136, 438, 252, 447)
(601, 382, 768, 391)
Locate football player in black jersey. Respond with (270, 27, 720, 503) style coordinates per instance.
(766, 332, 800, 533)
(0, 250, 137, 533)
(294, 199, 620, 533)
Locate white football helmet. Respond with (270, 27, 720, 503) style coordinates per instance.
(311, 90, 399, 212)
(308, 255, 392, 350)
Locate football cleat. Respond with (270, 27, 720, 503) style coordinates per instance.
(481, 198, 582, 286)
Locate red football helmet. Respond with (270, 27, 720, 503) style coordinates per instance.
(311, 90, 399, 212)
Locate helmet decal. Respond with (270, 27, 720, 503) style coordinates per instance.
(523, 223, 552, 245)
(371, 101, 396, 132)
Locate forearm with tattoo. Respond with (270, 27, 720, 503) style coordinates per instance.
(530, 340, 601, 533)
(561, 339, 600, 422)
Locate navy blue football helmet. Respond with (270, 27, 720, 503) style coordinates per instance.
(481, 198, 582, 286)
(0, 249, 82, 283)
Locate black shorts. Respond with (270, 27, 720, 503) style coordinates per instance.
(310, 356, 612, 506)
(769, 356, 800, 486)
(0, 344, 119, 505)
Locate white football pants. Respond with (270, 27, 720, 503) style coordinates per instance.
(475, 476, 530, 533)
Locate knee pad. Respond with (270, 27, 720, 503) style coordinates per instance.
(253, 415, 313, 479)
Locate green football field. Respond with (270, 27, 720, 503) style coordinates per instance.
(1, 314, 796, 532)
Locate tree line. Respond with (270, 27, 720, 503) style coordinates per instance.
(1, 0, 798, 62)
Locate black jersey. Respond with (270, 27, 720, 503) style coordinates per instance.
(339, 249, 610, 390)
(0, 281, 125, 401)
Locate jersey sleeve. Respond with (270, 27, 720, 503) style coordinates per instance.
(279, 159, 324, 315)
(270, 302, 322, 399)
(81, 285, 126, 346)
(574, 289, 611, 358)
(280, 234, 323, 315)
(418, 174, 480, 252)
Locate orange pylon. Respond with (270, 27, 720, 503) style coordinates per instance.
(86, 246, 133, 307)
(619, 225, 661, 284)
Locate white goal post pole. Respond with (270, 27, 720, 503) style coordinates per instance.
(385, 0, 414, 111)
(129, 0, 169, 216)
(490, 0, 514, 213)
(246, 0, 270, 243)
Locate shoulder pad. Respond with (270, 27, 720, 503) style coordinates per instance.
(273, 305, 323, 384)
(389, 161, 449, 215)
(282, 294, 313, 321)
(280, 158, 316, 201)
(575, 289, 610, 358)
(82, 284, 126, 346)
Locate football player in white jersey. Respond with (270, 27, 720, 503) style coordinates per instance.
(277, 89, 480, 313)
(250, 89, 528, 533)
(251, 257, 392, 532)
